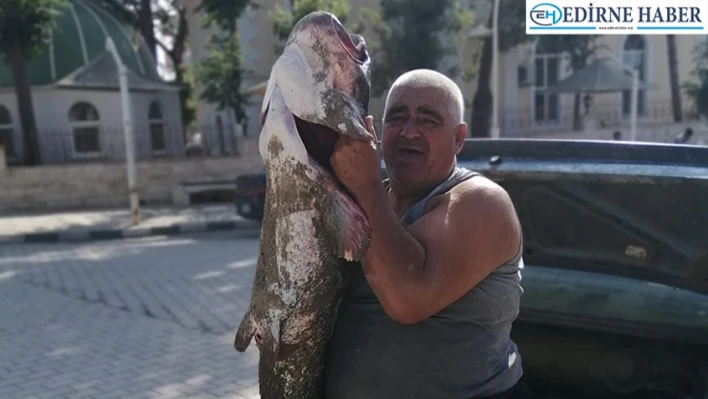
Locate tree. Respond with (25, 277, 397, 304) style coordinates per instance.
(355, 0, 473, 98)
(193, 0, 253, 127)
(194, 33, 250, 126)
(154, 2, 195, 130)
(271, 0, 350, 54)
(0, 0, 67, 165)
(682, 39, 708, 120)
(667, 35, 683, 122)
(103, 0, 157, 59)
(197, 0, 252, 33)
(550, 36, 600, 131)
(469, 0, 531, 137)
(104, 0, 195, 130)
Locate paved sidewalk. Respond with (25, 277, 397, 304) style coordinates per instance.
(0, 233, 262, 398)
(0, 205, 261, 244)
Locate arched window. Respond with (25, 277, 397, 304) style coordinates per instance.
(0, 105, 15, 159)
(533, 37, 561, 123)
(621, 35, 647, 116)
(68, 102, 101, 155)
(148, 101, 166, 152)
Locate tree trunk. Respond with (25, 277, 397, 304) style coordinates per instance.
(139, 0, 157, 60)
(667, 35, 683, 122)
(573, 93, 582, 131)
(8, 36, 41, 165)
(470, 35, 493, 138)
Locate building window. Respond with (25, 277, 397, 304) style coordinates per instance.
(0, 105, 15, 159)
(68, 102, 101, 156)
(148, 101, 166, 152)
(533, 37, 561, 124)
(621, 35, 647, 117)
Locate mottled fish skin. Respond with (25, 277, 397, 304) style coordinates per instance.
(233, 11, 372, 399)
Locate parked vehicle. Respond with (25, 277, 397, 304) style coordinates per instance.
(234, 173, 266, 220)
(458, 139, 708, 399)
(237, 138, 708, 398)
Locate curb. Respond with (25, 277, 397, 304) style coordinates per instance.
(0, 220, 262, 245)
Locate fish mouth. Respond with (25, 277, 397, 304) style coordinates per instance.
(293, 115, 340, 174)
(332, 18, 368, 65)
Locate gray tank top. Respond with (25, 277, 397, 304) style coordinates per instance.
(324, 166, 524, 399)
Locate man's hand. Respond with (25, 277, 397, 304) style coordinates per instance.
(330, 115, 382, 204)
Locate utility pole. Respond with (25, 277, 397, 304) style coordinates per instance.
(106, 38, 140, 225)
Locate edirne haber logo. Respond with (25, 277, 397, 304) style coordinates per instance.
(526, 0, 708, 34)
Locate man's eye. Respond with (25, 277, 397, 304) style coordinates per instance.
(385, 116, 403, 123)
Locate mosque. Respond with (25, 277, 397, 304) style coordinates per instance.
(0, 0, 184, 165)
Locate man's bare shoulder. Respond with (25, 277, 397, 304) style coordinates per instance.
(403, 173, 521, 318)
(426, 173, 513, 216)
(418, 173, 520, 264)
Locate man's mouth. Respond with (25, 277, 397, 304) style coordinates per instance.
(397, 147, 424, 159)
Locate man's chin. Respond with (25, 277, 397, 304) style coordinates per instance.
(387, 167, 423, 186)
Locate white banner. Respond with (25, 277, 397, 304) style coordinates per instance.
(526, 0, 708, 34)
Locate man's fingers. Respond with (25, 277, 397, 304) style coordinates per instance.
(365, 116, 376, 137)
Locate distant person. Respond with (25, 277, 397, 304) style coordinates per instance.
(675, 127, 693, 144)
(612, 131, 622, 141)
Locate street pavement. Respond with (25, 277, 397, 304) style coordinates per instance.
(0, 205, 259, 244)
(0, 231, 262, 399)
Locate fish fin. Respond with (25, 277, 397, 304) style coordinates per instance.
(234, 308, 255, 352)
(235, 309, 284, 366)
(324, 182, 371, 262)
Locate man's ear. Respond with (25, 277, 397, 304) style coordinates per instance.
(454, 122, 467, 154)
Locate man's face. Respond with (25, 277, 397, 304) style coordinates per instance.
(381, 85, 466, 192)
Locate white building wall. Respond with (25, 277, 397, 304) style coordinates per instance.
(0, 87, 184, 164)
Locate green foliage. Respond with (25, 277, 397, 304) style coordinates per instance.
(683, 40, 708, 120)
(194, 33, 249, 124)
(0, 0, 68, 60)
(270, 0, 352, 55)
(496, 0, 533, 52)
(197, 0, 253, 32)
(355, 0, 474, 97)
(179, 65, 198, 130)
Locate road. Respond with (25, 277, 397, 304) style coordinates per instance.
(0, 232, 262, 399)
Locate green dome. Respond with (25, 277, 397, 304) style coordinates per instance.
(0, 0, 161, 88)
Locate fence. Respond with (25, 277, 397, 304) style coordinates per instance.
(498, 99, 705, 140)
(3, 123, 262, 166)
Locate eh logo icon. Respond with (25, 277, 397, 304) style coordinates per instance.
(530, 3, 563, 26)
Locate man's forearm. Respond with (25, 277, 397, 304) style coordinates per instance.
(356, 183, 428, 318)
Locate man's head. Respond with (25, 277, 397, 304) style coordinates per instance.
(381, 69, 467, 196)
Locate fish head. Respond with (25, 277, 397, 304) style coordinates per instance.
(259, 10, 373, 175)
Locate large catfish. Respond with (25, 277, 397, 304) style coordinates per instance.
(233, 11, 373, 399)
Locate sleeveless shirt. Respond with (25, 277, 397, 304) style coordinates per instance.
(323, 166, 525, 399)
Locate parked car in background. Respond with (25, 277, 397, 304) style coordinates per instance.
(234, 173, 266, 220)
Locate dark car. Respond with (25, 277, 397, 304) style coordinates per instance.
(234, 173, 266, 220)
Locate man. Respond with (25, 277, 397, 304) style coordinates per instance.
(324, 69, 530, 399)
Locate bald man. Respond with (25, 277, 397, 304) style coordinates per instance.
(324, 69, 531, 399)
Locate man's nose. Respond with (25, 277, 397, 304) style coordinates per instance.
(400, 119, 421, 139)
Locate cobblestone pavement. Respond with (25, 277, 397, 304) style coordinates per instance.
(0, 232, 262, 399)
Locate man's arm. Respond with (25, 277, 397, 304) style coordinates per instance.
(355, 177, 521, 324)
